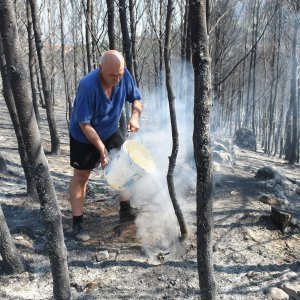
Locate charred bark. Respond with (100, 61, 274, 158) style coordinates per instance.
(129, 0, 139, 86)
(83, 0, 92, 72)
(26, 0, 40, 125)
(0, 37, 37, 199)
(106, 0, 115, 49)
(29, 0, 60, 155)
(0, 204, 24, 274)
(0, 151, 7, 173)
(119, 0, 133, 75)
(119, 0, 133, 132)
(0, 1, 70, 298)
(189, 0, 216, 298)
(164, 0, 188, 241)
(285, 19, 299, 164)
(58, 0, 72, 123)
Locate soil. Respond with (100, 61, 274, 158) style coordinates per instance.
(0, 98, 299, 300)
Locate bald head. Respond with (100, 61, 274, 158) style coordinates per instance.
(99, 50, 125, 87)
(100, 50, 125, 69)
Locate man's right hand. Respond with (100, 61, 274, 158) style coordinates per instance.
(100, 150, 108, 169)
(79, 123, 108, 169)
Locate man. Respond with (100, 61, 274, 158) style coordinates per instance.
(69, 50, 142, 241)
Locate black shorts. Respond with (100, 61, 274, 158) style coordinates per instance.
(70, 129, 124, 170)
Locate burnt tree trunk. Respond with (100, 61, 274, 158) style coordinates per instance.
(0, 151, 7, 173)
(29, 0, 60, 155)
(251, 0, 259, 139)
(0, 37, 37, 199)
(106, 0, 115, 49)
(26, 0, 40, 125)
(58, 0, 72, 123)
(164, 0, 188, 240)
(34, 60, 44, 107)
(84, 0, 92, 72)
(285, 19, 299, 164)
(119, 0, 133, 135)
(189, 0, 216, 298)
(119, 0, 133, 75)
(70, 0, 79, 94)
(0, 204, 24, 274)
(129, 0, 139, 86)
(0, 1, 70, 298)
(184, 1, 194, 167)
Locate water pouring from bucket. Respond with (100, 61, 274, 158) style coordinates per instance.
(104, 139, 156, 191)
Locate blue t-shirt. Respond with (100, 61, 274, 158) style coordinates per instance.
(69, 67, 141, 143)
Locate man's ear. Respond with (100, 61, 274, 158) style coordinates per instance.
(99, 64, 102, 71)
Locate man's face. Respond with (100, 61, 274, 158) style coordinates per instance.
(100, 64, 124, 87)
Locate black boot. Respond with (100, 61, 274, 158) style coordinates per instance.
(119, 201, 138, 223)
(72, 215, 91, 241)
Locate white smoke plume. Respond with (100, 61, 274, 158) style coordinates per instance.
(106, 61, 197, 260)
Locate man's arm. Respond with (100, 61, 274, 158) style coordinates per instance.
(128, 100, 142, 132)
(79, 123, 108, 169)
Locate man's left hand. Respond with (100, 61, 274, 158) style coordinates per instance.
(128, 116, 140, 132)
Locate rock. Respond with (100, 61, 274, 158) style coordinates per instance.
(281, 271, 299, 282)
(85, 280, 104, 293)
(213, 151, 232, 164)
(271, 206, 292, 233)
(95, 250, 109, 262)
(255, 166, 282, 180)
(213, 142, 228, 152)
(241, 228, 258, 242)
(282, 283, 300, 300)
(259, 193, 281, 206)
(269, 287, 289, 300)
(234, 128, 256, 151)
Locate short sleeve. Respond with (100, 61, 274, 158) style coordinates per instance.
(124, 69, 142, 103)
(73, 81, 94, 124)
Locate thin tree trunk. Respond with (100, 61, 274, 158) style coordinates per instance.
(0, 151, 7, 173)
(80, 16, 87, 75)
(106, 0, 115, 49)
(71, 1, 78, 95)
(245, 2, 255, 128)
(266, 21, 277, 155)
(26, 0, 40, 125)
(189, 0, 216, 298)
(119, 0, 133, 75)
(0, 204, 24, 274)
(251, 0, 259, 139)
(129, 0, 139, 85)
(119, 0, 133, 131)
(34, 60, 44, 107)
(58, 0, 72, 123)
(91, 0, 97, 69)
(84, 0, 92, 72)
(0, 37, 37, 199)
(165, 0, 188, 240)
(285, 19, 299, 164)
(0, 2, 70, 298)
(29, 0, 60, 155)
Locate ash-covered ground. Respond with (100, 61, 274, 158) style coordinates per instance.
(0, 99, 299, 300)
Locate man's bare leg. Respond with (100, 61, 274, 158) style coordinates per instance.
(69, 169, 91, 241)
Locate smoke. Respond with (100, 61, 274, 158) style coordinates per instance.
(106, 60, 197, 260)
(131, 61, 196, 259)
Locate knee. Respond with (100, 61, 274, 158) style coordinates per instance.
(72, 170, 90, 185)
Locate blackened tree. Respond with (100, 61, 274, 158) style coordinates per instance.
(0, 204, 24, 274)
(189, 0, 216, 298)
(0, 1, 70, 298)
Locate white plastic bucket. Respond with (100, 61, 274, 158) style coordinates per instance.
(104, 139, 155, 191)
